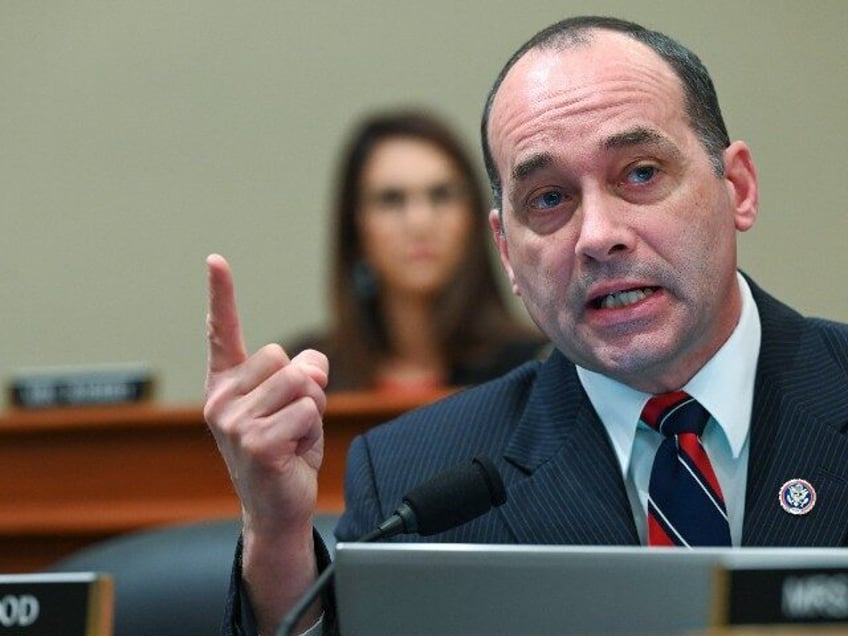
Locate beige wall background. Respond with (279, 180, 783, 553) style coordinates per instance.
(2, 1, 846, 409)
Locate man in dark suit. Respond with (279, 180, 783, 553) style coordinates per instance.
(204, 16, 848, 636)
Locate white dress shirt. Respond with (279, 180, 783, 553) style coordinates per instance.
(576, 273, 761, 546)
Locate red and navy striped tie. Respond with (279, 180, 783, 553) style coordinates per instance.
(641, 391, 731, 547)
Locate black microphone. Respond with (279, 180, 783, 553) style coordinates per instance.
(277, 455, 506, 636)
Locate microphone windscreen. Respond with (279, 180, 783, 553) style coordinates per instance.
(401, 455, 506, 536)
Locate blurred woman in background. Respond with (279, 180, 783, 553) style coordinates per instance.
(288, 109, 547, 392)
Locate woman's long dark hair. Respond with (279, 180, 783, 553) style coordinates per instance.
(325, 109, 536, 389)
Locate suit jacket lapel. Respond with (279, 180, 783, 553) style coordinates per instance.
(499, 350, 639, 545)
(744, 280, 848, 546)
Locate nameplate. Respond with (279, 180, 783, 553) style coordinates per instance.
(715, 566, 848, 626)
(0, 573, 112, 635)
(8, 363, 154, 409)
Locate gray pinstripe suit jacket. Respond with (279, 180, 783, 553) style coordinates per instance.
(337, 277, 848, 548)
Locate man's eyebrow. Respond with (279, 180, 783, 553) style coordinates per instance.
(511, 152, 554, 183)
(508, 129, 681, 187)
(603, 127, 682, 159)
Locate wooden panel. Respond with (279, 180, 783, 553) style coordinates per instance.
(0, 389, 449, 573)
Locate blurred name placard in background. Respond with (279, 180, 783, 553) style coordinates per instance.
(6, 364, 155, 410)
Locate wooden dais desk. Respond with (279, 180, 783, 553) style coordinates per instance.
(0, 390, 449, 573)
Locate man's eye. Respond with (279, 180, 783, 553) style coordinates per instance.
(529, 190, 563, 210)
(626, 165, 657, 185)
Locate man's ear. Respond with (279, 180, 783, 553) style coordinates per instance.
(489, 209, 520, 297)
(723, 141, 758, 232)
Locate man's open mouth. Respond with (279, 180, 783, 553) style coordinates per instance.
(591, 287, 658, 309)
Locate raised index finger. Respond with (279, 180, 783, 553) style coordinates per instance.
(206, 254, 248, 373)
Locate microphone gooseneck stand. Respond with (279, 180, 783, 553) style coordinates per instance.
(276, 455, 507, 636)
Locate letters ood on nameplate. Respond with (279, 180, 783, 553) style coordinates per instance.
(0, 573, 113, 635)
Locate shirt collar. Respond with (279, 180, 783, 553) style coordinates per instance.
(576, 272, 761, 477)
